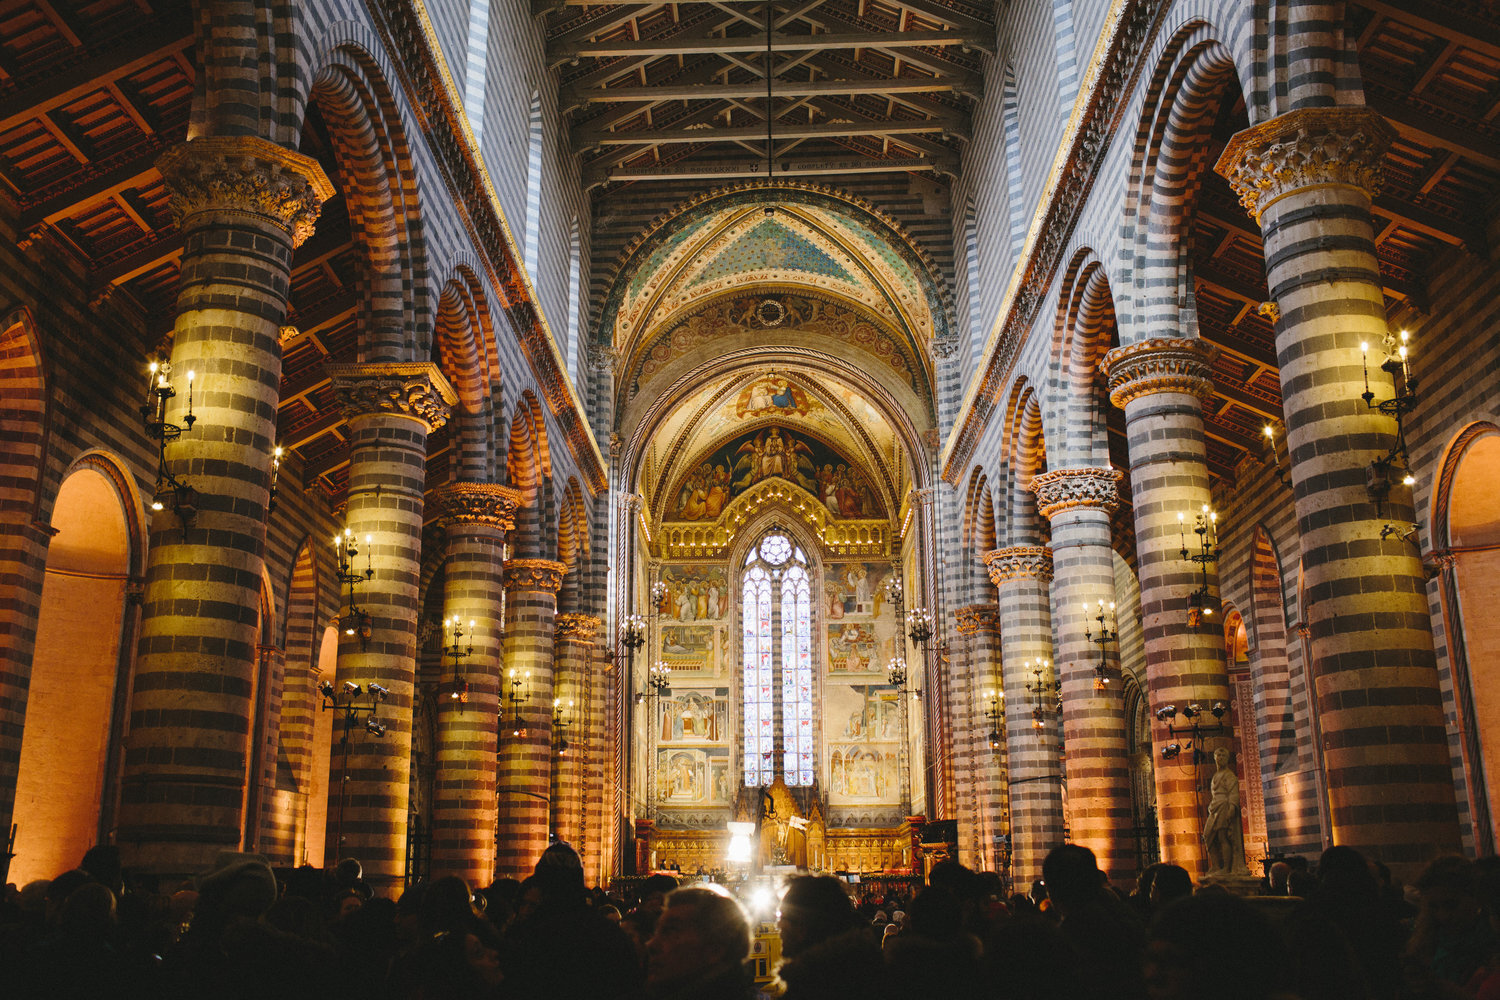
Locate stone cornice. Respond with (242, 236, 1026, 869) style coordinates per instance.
(325, 362, 456, 432)
(432, 482, 522, 530)
(1102, 337, 1219, 408)
(366, 1, 607, 496)
(156, 136, 334, 248)
(1031, 467, 1123, 519)
(555, 613, 602, 642)
(983, 545, 1054, 585)
(504, 558, 567, 593)
(941, 0, 1167, 484)
(1214, 106, 1396, 224)
(954, 603, 1000, 635)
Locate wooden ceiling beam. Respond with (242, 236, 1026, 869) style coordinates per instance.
(1355, 1, 1500, 61)
(564, 73, 979, 105)
(576, 112, 965, 145)
(589, 152, 950, 184)
(553, 28, 984, 61)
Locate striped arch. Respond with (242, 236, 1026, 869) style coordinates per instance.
(436, 266, 499, 482)
(1000, 379, 1048, 547)
(961, 468, 999, 606)
(506, 392, 555, 559)
(193, 2, 303, 145)
(0, 306, 48, 525)
(1053, 251, 1117, 466)
(556, 477, 588, 614)
(1121, 24, 1239, 344)
(310, 44, 430, 363)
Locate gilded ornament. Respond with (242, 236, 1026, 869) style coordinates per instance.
(555, 613, 602, 642)
(954, 604, 1001, 635)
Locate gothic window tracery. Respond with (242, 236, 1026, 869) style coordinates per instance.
(742, 532, 814, 787)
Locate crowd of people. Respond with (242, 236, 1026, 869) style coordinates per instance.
(6, 840, 1500, 999)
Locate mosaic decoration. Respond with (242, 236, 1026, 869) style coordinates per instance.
(666, 425, 879, 522)
(688, 217, 857, 288)
(627, 293, 923, 399)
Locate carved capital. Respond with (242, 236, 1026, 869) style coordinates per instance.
(1031, 467, 1122, 519)
(504, 558, 567, 593)
(1214, 106, 1396, 224)
(953, 603, 1000, 636)
(157, 136, 335, 247)
(433, 482, 523, 530)
(1102, 338, 1219, 409)
(555, 613, 602, 643)
(983, 545, 1054, 586)
(619, 492, 644, 513)
(325, 362, 457, 432)
(909, 488, 935, 508)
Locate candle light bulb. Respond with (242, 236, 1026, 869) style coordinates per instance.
(1401, 330, 1409, 343)
(1361, 341, 1369, 354)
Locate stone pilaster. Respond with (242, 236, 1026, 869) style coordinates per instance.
(324, 362, 453, 890)
(553, 613, 600, 857)
(1103, 338, 1233, 876)
(268, 658, 320, 866)
(985, 545, 1061, 888)
(430, 482, 520, 886)
(119, 137, 332, 877)
(1217, 107, 1461, 871)
(1030, 468, 1134, 884)
(953, 603, 1003, 873)
(496, 558, 566, 878)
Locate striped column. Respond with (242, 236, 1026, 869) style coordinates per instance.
(553, 614, 600, 856)
(118, 137, 331, 877)
(247, 643, 285, 857)
(496, 558, 566, 878)
(1103, 339, 1234, 876)
(1032, 469, 1135, 885)
(270, 656, 319, 865)
(1217, 107, 1462, 869)
(986, 545, 1062, 889)
(582, 643, 615, 886)
(430, 483, 520, 886)
(325, 363, 454, 892)
(954, 603, 1003, 871)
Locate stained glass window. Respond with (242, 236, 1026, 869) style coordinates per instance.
(743, 533, 814, 787)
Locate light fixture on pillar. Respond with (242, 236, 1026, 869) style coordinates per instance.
(983, 687, 1003, 752)
(140, 358, 199, 527)
(885, 656, 920, 700)
(442, 617, 473, 705)
(1361, 329, 1419, 508)
(333, 528, 375, 646)
(553, 697, 575, 756)
(506, 668, 530, 737)
(906, 607, 935, 647)
(1025, 659, 1059, 733)
(268, 445, 283, 513)
(1154, 700, 1227, 763)
(648, 661, 672, 698)
(1083, 599, 1117, 691)
(1260, 424, 1291, 488)
(319, 678, 389, 856)
(1178, 506, 1220, 627)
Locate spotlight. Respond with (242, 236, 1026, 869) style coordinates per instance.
(1211, 701, 1227, 719)
(1155, 705, 1177, 721)
(368, 683, 389, 701)
(365, 719, 386, 737)
(343, 681, 362, 697)
(1161, 743, 1182, 760)
(751, 886, 776, 914)
(1182, 703, 1199, 719)
(318, 680, 336, 699)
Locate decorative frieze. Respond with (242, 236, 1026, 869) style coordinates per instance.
(325, 362, 457, 432)
(156, 135, 334, 247)
(1214, 106, 1396, 224)
(1030, 468, 1122, 520)
(982, 545, 1054, 586)
(1102, 337, 1219, 408)
(555, 613, 602, 643)
(954, 604, 1001, 635)
(503, 558, 567, 594)
(433, 482, 523, 530)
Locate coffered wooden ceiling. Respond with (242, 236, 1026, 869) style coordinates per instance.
(538, 0, 993, 187)
(1, 1, 1497, 499)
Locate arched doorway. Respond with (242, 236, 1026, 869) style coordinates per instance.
(12, 461, 137, 884)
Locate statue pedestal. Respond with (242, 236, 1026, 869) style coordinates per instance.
(1198, 871, 1262, 897)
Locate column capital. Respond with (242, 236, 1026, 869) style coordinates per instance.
(156, 135, 335, 247)
(953, 603, 1000, 635)
(433, 482, 523, 531)
(983, 545, 1054, 586)
(504, 558, 567, 593)
(1102, 338, 1219, 409)
(1214, 106, 1396, 224)
(555, 613, 602, 643)
(326, 362, 457, 432)
(619, 492, 644, 513)
(1030, 467, 1122, 519)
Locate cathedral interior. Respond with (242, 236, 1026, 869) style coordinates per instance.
(2, 0, 1499, 902)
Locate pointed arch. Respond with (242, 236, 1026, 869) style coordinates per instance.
(1054, 250, 1117, 467)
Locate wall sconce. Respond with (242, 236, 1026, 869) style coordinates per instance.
(906, 607, 935, 646)
(442, 616, 473, 705)
(1154, 700, 1227, 763)
(1361, 329, 1419, 508)
(1260, 424, 1291, 488)
(886, 656, 921, 700)
(140, 358, 199, 527)
(983, 687, 1004, 752)
(648, 661, 672, 697)
(553, 697, 575, 755)
(269, 445, 283, 513)
(334, 528, 375, 646)
(1179, 506, 1220, 627)
(1083, 600, 1117, 691)
(506, 668, 530, 737)
(1025, 659, 1060, 733)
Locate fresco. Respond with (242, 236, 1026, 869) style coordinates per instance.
(825, 684, 903, 806)
(658, 564, 729, 622)
(667, 425, 878, 521)
(658, 688, 728, 744)
(827, 622, 885, 675)
(657, 747, 732, 805)
(824, 562, 893, 619)
(733, 374, 822, 420)
(658, 624, 716, 674)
